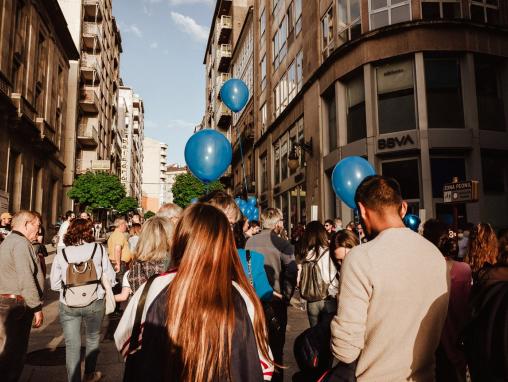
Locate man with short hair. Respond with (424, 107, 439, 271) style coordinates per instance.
(330, 176, 449, 381)
(324, 219, 335, 238)
(157, 203, 182, 224)
(0, 211, 44, 380)
(246, 207, 297, 382)
(107, 218, 131, 274)
(57, 210, 75, 250)
(80, 212, 91, 220)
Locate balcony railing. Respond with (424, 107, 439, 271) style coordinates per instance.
(217, 15, 233, 44)
(36, 117, 58, 149)
(216, 44, 232, 73)
(83, 0, 103, 21)
(79, 88, 100, 113)
(215, 73, 231, 96)
(216, 102, 232, 129)
(11, 93, 36, 122)
(80, 54, 101, 82)
(77, 122, 99, 147)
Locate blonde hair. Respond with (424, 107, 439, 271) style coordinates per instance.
(157, 203, 183, 220)
(261, 208, 282, 230)
(132, 216, 174, 262)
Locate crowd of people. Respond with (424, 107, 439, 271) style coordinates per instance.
(0, 175, 507, 382)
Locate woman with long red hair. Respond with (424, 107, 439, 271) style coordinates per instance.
(116, 203, 273, 381)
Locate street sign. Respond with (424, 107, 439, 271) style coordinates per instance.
(443, 180, 479, 203)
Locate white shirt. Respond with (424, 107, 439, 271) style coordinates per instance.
(57, 220, 70, 248)
(50, 242, 117, 305)
(302, 246, 339, 297)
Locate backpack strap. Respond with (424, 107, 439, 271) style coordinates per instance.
(129, 274, 159, 352)
(62, 248, 69, 263)
(245, 250, 253, 286)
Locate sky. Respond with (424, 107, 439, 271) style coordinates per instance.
(114, 0, 215, 165)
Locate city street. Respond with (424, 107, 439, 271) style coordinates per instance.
(20, 251, 309, 382)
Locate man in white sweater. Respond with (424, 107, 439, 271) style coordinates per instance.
(331, 175, 450, 381)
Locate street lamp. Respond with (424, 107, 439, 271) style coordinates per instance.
(288, 138, 313, 172)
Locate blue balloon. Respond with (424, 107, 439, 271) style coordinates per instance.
(234, 197, 242, 206)
(190, 197, 199, 204)
(247, 196, 257, 206)
(240, 204, 249, 215)
(238, 199, 247, 209)
(220, 79, 249, 112)
(184, 129, 232, 184)
(332, 156, 376, 209)
(403, 214, 421, 232)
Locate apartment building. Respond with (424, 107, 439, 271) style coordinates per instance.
(0, 0, 79, 228)
(249, 0, 508, 234)
(141, 137, 167, 212)
(164, 164, 187, 204)
(118, 86, 144, 203)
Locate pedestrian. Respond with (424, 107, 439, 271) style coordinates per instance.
(50, 218, 116, 382)
(0, 212, 12, 242)
(334, 218, 343, 231)
(157, 202, 182, 225)
(126, 216, 174, 295)
(246, 207, 297, 382)
(329, 229, 360, 272)
(57, 211, 75, 251)
(32, 212, 49, 279)
(298, 221, 338, 328)
(423, 223, 471, 382)
(128, 223, 142, 252)
(324, 219, 335, 239)
(115, 203, 273, 381)
(0, 211, 44, 381)
(466, 223, 499, 281)
(80, 212, 91, 220)
(131, 213, 141, 225)
(328, 175, 449, 381)
(200, 191, 273, 302)
(107, 218, 131, 276)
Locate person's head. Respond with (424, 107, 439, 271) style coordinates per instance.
(167, 203, 270, 380)
(114, 218, 128, 233)
(11, 211, 40, 241)
(131, 213, 141, 224)
(1, 212, 12, 227)
(301, 221, 329, 255)
(129, 223, 142, 237)
(261, 208, 283, 231)
(330, 230, 360, 261)
(346, 221, 355, 232)
(198, 190, 241, 225)
(63, 218, 95, 246)
(157, 203, 183, 224)
(437, 228, 459, 259)
(233, 219, 247, 249)
(80, 212, 90, 220)
(132, 216, 174, 263)
(467, 223, 499, 273)
(497, 228, 508, 265)
(423, 219, 448, 248)
(324, 219, 335, 234)
(355, 175, 407, 239)
(334, 218, 343, 230)
(65, 210, 75, 221)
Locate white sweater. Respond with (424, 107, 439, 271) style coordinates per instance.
(300, 246, 339, 297)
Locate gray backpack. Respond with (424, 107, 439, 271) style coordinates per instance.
(61, 244, 102, 307)
(299, 249, 330, 302)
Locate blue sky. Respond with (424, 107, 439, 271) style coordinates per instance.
(114, 0, 214, 165)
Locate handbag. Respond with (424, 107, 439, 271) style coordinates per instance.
(99, 245, 116, 315)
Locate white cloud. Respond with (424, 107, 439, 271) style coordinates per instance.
(168, 0, 213, 5)
(150, 41, 159, 49)
(170, 11, 209, 43)
(119, 22, 143, 38)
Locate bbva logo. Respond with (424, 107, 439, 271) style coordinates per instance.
(378, 134, 415, 150)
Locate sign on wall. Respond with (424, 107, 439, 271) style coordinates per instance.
(443, 180, 479, 203)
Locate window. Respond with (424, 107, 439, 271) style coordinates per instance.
(321, 7, 334, 58)
(273, 0, 281, 14)
(260, 153, 268, 193)
(295, 0, 302, 34)
(382, 159, 421, 200)
(323, 88, 337, 152)
(281, 141, 288, 180)
(337, 0, 361, 43)
(288, 60, 297, 101)
(36, 32, 48, 115)
(421, 0, 461, 19)
(296, 50, 303, 91)
(261, 103, 268, 133)
(481, 150, 507, 194)
(260, 8, 266, 37)
(346, 73, 367, 143)
(261, 54, 267, 90)
(430, 157, 466, 197)
(425, 56, 464, 129)
(376, 59, 416, 134)
(475, 55, 506, 132)
(470, 0, 499, 24)
(369, 0, 411, 30)
(274, 82, 281, 116)
(274, 145, 280, 184)
(273, 17, 288, 69)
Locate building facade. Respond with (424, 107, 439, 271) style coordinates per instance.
(0, 0, 79, 229)
(243, 0, 508, 234)
(164, 165, 187, 204)
(141, 137, 167, 212)
(118, 86, 144, 202)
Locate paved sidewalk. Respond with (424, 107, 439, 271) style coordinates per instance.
(20, 253, 310, 382)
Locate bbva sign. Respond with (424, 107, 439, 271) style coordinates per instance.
(377, 134, 415, 150)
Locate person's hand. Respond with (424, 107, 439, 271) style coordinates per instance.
(114, 263, 120, 273)
(33, 311, 43, 328)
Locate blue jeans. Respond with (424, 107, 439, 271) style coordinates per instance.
(59, 299, 105, 382)
(306, 297, 337, 327)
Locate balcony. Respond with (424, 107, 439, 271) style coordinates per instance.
(216, 73, 230, 97)
(36, 118, 58, 150)
(133, 108, 140, 121)
(77, 122, 99, 147)
(80, 54, 100, 82)
(79, 88, 100, 113)
(216, 102, 232, 129)
(11, 93, 36, 122)
(83, 0, 103, 21)
(217, 15, 232, 44)
(82, 23, 102, 51)
(133, 121, 140, 134)
(216, 44, 232, 73)
(217, 0, 232, 17)
(0, 73, 11, 100)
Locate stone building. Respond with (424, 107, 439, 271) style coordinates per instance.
(0, 0, 79, 229)
(141, 137, 167, 212)
(164, 165, 187, 205)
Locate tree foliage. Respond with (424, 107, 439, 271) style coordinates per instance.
(116, 197, 139, 216)
(171, 173, 224, 208)
(144, 210, 156, 220)
(68, 172, 126, 210)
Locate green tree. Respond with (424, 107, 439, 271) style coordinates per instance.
(144, 210, 156, 220)
(68, 172, 126, 210)
(116, 197, 139, 216)
(171, 173, 224, 208)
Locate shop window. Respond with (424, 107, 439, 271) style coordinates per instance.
(470, 0, 499, 24)
(430, 157, 466, 198)
(376, 59, 417, 134)
(346, 72, 366, 143)
(481, 151, 507, 194)
(338, 0, 361, 44)
(381, 159, 420, 200)
(323, 87, 337, 152)
(475, 55, 506, 132)
(421, 0, 461, 19)
(425, 56, 464, 129)
(369, 0, 411, 30)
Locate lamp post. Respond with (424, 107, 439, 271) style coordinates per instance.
(288, 138, 313, 172)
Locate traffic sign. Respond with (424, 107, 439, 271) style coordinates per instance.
(443, 180, 479, 203)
